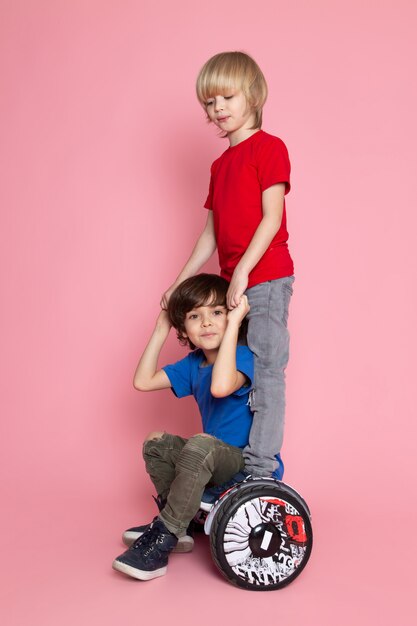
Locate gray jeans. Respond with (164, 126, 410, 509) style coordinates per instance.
(244, 276, 294, 476)
(143, 433, 245, 536)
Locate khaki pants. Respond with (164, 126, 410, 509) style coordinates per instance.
(143, 432, 245, 536)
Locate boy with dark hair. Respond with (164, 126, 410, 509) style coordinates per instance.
(112, 274, 252, 581)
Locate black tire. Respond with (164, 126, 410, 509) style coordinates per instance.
(209, 479, 313, 591)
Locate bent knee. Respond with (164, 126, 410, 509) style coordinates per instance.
(185, 433, 217, 452)
(189, 433, 216, 443)
(144, 431, 164, 443)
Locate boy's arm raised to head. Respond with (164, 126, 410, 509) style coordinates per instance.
(133, 310, 172, 392)
(210, 296, 250, 398)
(161, 211, 216, 308)
(226, 183, 286, 309)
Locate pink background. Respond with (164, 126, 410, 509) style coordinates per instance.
(1, 0, 416, 624)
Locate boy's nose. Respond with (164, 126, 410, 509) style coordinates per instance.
(201, 317, 213, 326)
(214, 98, 223, 112)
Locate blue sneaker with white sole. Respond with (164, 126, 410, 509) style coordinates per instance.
(113, 517, 178, 581)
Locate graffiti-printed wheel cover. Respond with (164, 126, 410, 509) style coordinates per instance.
(210, 480, 312, 590)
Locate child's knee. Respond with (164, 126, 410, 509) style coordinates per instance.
(188, 433, 217, 450)
(142, 431, 165, 461)
(144, 431, 164, 443)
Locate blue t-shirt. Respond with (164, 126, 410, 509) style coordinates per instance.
(163, 345, 253, 448)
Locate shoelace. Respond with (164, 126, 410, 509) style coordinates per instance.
(131, 521, 160, 550)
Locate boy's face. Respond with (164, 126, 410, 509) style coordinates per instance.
(204, 89, 255, 134)
(182, 303, 228, 354)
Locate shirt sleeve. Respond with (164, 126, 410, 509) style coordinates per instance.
(257, 136, 291, 194)
(162, 353, 194, 398)
(233, 345, 254, 397)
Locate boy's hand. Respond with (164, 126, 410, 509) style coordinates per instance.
(227, 268, 249, 309)
(227, 295, 250, 326)
(160, 284, 177, 310)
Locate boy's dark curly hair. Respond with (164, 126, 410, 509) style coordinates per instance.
(167, 274, 248, 350)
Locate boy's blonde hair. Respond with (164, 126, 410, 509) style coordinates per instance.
(196, 51, 268, 129)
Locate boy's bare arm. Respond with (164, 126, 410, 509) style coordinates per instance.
(161, 211, 216, 308)
(226, 183, 286, 309)
(211, 296, 250, 398)
(133, 310, 172, 392)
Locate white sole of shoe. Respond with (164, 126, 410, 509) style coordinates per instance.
(122, 531, 194, 553)
(112, 559, 167, 580)
(199, 501, 214, 513)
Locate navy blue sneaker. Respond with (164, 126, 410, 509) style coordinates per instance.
(122, 494, 194, 552)
(122, 523, 194, 552)
(112, 517, 178, 580)
(200, 470, 250, 512)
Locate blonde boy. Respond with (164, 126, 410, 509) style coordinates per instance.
(162, 51, 294, 479)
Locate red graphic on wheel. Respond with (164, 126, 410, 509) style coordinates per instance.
(285, 515, 307, 542)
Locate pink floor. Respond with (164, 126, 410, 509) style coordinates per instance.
(3, 483, 415, 626)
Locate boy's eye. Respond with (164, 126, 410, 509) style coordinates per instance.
(188, 314, 198, 320)
(213, 309, 224, 315)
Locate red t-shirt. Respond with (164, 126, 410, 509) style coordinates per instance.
(204, 130, 294, 288)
